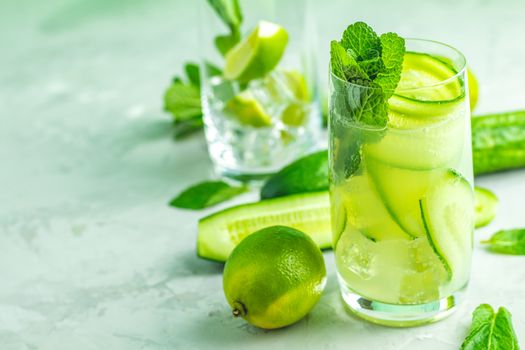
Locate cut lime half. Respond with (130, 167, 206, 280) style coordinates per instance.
(224, 21, 289, 83)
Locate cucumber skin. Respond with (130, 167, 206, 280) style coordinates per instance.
(474, 186, 499, 228)
(198, 191, 332, 262)
(472, 110, 525, 175)
(419, 199, 452, 280)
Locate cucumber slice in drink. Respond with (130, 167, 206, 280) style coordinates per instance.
(198, 192, 330, 262)
(388, 52, 464, 120)
(419, 170, 474, 282)
(366, 157, 445, 238)
(336, 175, 412, 243)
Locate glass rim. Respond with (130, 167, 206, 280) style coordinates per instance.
(329, 38, 467, 93)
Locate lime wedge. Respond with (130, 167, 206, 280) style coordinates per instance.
(281, 103, 307, 126)
(224, 91, 272, 127)
(282, 70, 309, 101)
(276, 70, 310, 126)
(467, 69, 479, 111)
(224, 21, 288, 83)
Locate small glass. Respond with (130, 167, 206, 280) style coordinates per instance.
(199, 0, 321, 183)
(329, 39, 474, 326)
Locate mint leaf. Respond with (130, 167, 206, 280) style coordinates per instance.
(330, 40, 368, 82)
(375, 32, 405, 97)
(482, 229, 525, 255)
(205, 61, 223, 77)
(341, 22, 381, 62)
(169, 181, 247, 210)
(164, 81, 201, 121)
(260, 150, 328, 199)
(206, 0, 242, 34)
(330, 21, 405, 129)
(460, 304, 520, 350)
(358, 57, 383, 79)
(184, 63, 201, 87)
(207, 0, 243, 55)
(215, 32, 241, 56)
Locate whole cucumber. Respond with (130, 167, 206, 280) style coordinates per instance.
(472, 110, 525, 175)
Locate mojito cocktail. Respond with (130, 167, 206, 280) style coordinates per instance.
(329, 25, 474, 326)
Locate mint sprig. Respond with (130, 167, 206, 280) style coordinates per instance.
(207, 0, 244, 55)
(164, 62, 222, 138)
(330, 22, 405, 128)
(460, 304, 520, 349)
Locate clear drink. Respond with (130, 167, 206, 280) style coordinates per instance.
(199, 0, 321, 183)
(329, 39, 474, 326)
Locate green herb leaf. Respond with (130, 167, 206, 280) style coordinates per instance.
(330, 40, 368, 82)
(375, 32, 405, 97)
(214, 32, 241, 56)
(341, 22, 381, 62)
(206, 0, 243, 34)
(260, 150, 328, 199)
(207, 0, 243, 56)
(482, 229, 525, 255)
(169, 181, 247, 210)
(184, 63, 201, 87)
(330, 21, 404, 129)
(460, 304, 520, 350)
(205, 61, 223, 77)
(164, 81, 202, 121)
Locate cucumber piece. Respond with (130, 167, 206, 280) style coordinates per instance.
(474, 186, 499, 228)
(389, 52, 464, 119)
(366, 157, 446, 237)
(472, 110, 525, 175)
(364, 111, 465, 170)
(197, 192, 331, 262)
(419, 170, 474, 282)
(336, 175, 412, 242)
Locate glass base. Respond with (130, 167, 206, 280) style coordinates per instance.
(339, 280, 466, 327)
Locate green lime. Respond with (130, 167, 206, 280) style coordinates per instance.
(279, 70, 310, 126)
(281, 103, 307, 126)
(223, 225, 326, 329)
(282, 70, 309, 101)
(224, 21, 288, 83)
(468, 69, 479, 111)
(223, 91, 272, 127)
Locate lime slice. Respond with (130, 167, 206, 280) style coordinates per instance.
(281, 103, 307, 126)
(224, 21, 288, 83)
(389, 52, 464, 119)
(224, 91, 272, 127)
(467, 69, 479, 111)
(282, 70, 309, 101)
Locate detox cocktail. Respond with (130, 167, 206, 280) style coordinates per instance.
(329, 23, 473, 326)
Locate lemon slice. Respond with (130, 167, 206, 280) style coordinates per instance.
(224, 21, 288, 83)
(223, 91, 272, 127)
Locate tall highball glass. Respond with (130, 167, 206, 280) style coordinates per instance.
(329, 39, 473, 326)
